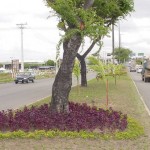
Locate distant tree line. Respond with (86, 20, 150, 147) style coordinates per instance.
(24, 59, 55, 69)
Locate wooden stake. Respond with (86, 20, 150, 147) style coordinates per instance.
(106, 79, 108, 108)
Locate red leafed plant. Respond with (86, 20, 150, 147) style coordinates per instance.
(0, 102, 127, 132)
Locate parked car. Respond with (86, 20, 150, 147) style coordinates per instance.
(14, 72, 35, 84)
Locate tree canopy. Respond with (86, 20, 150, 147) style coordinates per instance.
(45, 59, 55, 66)
(114, 47, 132, 63)
(44, 0, 134, 113)
(45, 0, 134, 40)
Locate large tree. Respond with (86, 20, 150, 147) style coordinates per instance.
(76, 0, 134, 87)
(45, 0, 134, 113)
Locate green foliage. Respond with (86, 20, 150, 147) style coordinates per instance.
(136, 58, 143, 65)
(87, 56, 126, 85)
(88, 56, 105, 79)
(45, 0, 134, 65)
(114, 117, 144, 140)
(73, 59, 80, 93)
(106, 63, 125, 76)
(93, 0, 134, 22)
(24, 63, 43, 69)
(114, 47, 132, 63)
(0, 117, 143, 140)
(73, 59, 80, 80)
(49, 0, 79, 26)
(56, 29, 81, 52)
(45, 59, 55, 66)
(0, 73, 13, 83)
(46, 0, 108, 39)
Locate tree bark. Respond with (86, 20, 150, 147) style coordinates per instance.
(76, 54, 87, 87)
(50, 34, 82, 113)
(76, 40, 98, 87)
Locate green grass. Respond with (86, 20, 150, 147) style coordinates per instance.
(0, 116, 144, 140)
(1, 74, 150, 149)
(22, 75, 145, 140)
(0, 73, 13, 83)
(31, 75, 146, 118)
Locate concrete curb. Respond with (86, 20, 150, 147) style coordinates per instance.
(131, 76, 150, 116)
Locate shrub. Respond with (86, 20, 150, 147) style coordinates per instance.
(0, 102, 127, 133)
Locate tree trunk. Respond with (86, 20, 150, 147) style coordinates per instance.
(77, 40, 98, 87)
(77, 54, 87, 87)
(80, 58, 87, 87)
(50, 34, 82, 113)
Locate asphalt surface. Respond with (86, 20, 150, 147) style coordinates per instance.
(0, 72, 96, 111)
(129, 70, 150, 112)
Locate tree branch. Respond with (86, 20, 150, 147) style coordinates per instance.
(82, 37, 101, 58)
(83, 0, 95, 9)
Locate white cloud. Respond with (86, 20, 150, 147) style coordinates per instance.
(0, 0, 150, 62)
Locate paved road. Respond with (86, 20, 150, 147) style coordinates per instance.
(129, 71, 150, 112)
(0, 72, 96, 111)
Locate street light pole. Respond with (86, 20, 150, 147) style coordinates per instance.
(16, 23, 27, 72)
(112, 23, 115, 64)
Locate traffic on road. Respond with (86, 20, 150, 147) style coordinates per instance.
(0, 72, 96, 111)
(129, 67, 150, 112)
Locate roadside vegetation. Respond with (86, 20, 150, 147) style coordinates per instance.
(0, 71, 55, 84)
(0, 72, 150, 149)
(0, 73, 13, 83)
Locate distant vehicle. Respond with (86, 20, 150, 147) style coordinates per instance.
(135, 64, 142, 70)
(141, 60, 150, 82)
(129, 66, 136, 72)
(137, 67, 143, 73)
(14, 72, 35, 84)
(129, 60, 136, 72)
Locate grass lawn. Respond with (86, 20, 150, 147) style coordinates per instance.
(0, 74, 150, 149)
(0, 73, 13, 83)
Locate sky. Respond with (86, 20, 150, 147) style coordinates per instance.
(0, 0, 149, 63)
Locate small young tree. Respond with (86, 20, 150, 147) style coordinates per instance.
(88, 56, 109, 107)
(73, 59, 80, 93)
(107, 63, 124, 85)
(88, 56, 105, 81)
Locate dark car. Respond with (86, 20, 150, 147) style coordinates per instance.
(14, 72, 35, 84)
(129, 66, 136, 72)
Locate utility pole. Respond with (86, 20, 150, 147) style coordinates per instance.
(112, 23, 115, 64)
(118, 21, 121, 49)
(16, 23, 27, 72)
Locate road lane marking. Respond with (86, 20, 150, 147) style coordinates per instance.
(131, 76, 150, 116)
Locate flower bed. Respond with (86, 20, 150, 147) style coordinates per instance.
(0, 102, 127, 132)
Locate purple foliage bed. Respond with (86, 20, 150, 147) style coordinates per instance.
(0, 102, 127, 132)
